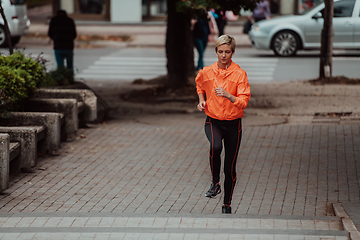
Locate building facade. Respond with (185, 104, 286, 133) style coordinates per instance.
(53, 0, 323, 23)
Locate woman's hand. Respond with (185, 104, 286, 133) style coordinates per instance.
(215, 87, 230, 98)
(197, 101, 206, 111)
(215, 87, 235, 103)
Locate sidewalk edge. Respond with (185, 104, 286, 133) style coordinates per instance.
(333, 202, 360, 240)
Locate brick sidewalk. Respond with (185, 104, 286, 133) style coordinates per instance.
(1, 113, 359, 215)
(0, 113, 359, 239)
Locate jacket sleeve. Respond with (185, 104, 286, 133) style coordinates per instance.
(233, 71, 251, 109)
(48, 19, 54, 39)
(195, 70, 205, 95)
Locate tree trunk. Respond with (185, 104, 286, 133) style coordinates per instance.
(166, 0, 195, 90)
(0, 3, 13, 54)
(319, 0, 333, 78)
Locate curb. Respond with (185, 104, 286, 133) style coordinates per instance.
(333, 203, 360, 240)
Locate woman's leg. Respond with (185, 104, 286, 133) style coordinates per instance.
(223, 119, 242, 206)
(204, 118, 223, 184)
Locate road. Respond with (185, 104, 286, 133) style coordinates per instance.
(10, 46, 360, 84)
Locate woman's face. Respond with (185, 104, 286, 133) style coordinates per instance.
(216, 44, 234, 67)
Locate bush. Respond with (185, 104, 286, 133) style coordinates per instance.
(0, 52, 45, 90)
(0, 52, 43, 116)
(0, 66, 29, 115)
(40, 67, 75, 87)
(0, 52, 75, 116)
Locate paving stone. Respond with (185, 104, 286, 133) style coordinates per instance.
(108, 233, 126, 239)
(1, 233, 21, 240)
(1, 217, 22, 227)
(14, 217, 35, 228)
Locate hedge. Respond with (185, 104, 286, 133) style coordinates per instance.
(0, 52, 74, 117)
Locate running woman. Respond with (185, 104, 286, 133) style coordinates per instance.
(195, 35, 251, 214)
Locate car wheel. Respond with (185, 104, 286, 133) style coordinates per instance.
(272, 31, 299, 57)
(0, 25, 8, 48)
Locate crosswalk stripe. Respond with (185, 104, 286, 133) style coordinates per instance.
(92, 61, 277, 68)
(77, 74, 163, 80)
(77, 75, 274, 82)
(98, 56, 279, 63)
(333, 57, 360, 61)
(94, 61, 166, 66)
(83, 69, 166, 74)
(86, 66, 275, 73)
(98, 57, 166, 61)
(89, 65, 165, 69)
(205, 62, 277, 67)
(76, 56, 277, 83)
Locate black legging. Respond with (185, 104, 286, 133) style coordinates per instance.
(204, 116, 242, 206)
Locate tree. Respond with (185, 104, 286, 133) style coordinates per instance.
(166, 0, 195, 90)
(0, 1, 13, 54)
(319, 0, 333, 79)
(165, 0, 258, 90)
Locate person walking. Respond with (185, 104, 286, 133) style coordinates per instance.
(48, 9, 77, 72)
(252, 0, 271, 22)
(195, 35, 251, 214)
(215, 9, 227, 36)
(192, 15, 210, 70)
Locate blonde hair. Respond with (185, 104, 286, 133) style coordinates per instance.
(215, 35, 236, 52)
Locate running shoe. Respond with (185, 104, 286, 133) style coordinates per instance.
(222, 204, 231, 214)
(205, 182, 221, 198)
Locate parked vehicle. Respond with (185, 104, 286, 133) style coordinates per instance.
(249, 0, 360, 56)
(0, 0, 30, 48)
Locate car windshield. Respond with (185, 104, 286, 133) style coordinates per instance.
(298, 1, 324, 15)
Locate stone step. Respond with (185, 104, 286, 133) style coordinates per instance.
(0, 214, 349, 240)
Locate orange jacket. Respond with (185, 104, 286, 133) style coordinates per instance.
(196, 61, 251, 120)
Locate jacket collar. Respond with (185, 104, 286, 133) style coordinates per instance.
(211, 60, 238, 77)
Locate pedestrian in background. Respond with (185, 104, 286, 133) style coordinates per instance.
(243, 15, 253, 34)
(215, 9, 227, 36)
(48, 9, 77, 72)
(244, 0, 271, 34)
(208, 10, 219, 42)
(252, 0, 271, 22)
(192, 14, 210, 70)
(195, 35, 251, 214)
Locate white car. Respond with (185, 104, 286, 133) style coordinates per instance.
(0, 0, 30, 48)
(249, 0, 360, 56)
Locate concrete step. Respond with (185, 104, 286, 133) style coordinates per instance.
(0, 213, 349, 239)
